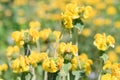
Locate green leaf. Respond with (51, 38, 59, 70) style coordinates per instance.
(72, 70, 84, 80)
(60, 63, 71, 76)
(74, 23, 84, 33)
(100, 54, 108, 63)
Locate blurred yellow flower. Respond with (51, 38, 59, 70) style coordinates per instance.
(11, 31, 24, 46)
(115, 46, 120, 54)
(93, 18, 104, 26)
(101, 73, 111, 80)
(81, 28, 91, 37)
(114, 21, 120, 28)
(53, 31, 61, 41)
(29, 21, 41, 30)
(6, 45, 19, 57)
(108, 51, 118, 63)
(106, 6, 117, 15)
(83, 6, 93, 19)
(39, 28, 52, 41)
(64, 3, 79, 19)
(0, 64, 8, 71)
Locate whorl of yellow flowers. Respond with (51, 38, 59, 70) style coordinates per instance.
(42, 58, 63, 73)
(71, 53, 93, 75)
(61, 3, 93, 29)
(11, 55, 29, 73)
(28, 51, 48, 67)
(93, 33, 115, 51)
(58, 42, 78, 56)
(102, 63, 120, 80)
(0, 64, 8, 72)
(11, 28, 40, 46)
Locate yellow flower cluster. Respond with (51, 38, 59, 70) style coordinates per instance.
(58, 42, 78, 56)
(28, 51, 48, 67)
(71, 53, 93, 75)
(0, 64, 8, 72)
(102, 63, 120, 80)
(11, 55, 29, 73)
(6, 45, 19, 57)
(94, 33, 115, 51)
(11, 28, 39, 46)
(42, 58, 63, 73)
(61, 3, 93, 29)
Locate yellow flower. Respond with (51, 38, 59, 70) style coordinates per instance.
(83, 6, 93, 19)
(93, 33, 115, 51)
(11, 31, 24, 45)
(106, 6, 117, 16)
(107, 35, 115, 48)
(81, 28, 91, 37)
(39, 28, 52, 41)
(101, 73, 111, 80)
(94, 33, 107, 51)
(103, 60, 112, 70)
(71, 53, 93, 75)
(71, 57, 78, 70)
(29, 28, 39, 42)
(61, 14, 73, 29)
(64, 3, 79, 19)
(96, 2, 106, 10)
(93, 18, 104, 27)
(53, 31, 61, 41)
(58, 42, 78, 56)
(114, 21, 120, 28)
(111, 63, 120, 78)
(29, 21, 41, 30)
(11, 55, 29, 73)
(115, 46, 120, 54)
(42, 58, 63, 73)
(58, 42, 66, 54)
(6, 45, 19, 57)
(0, 64, 8, 71)
(108, 51, 118, 63)
(28, 51, 48, 67)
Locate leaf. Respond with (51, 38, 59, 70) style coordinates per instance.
(60, 63, 71, 76)
(74, 23, 84, 33)
(72, 70, 84, 80)
(100, 54, 108, 63)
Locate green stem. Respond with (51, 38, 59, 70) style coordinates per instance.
(54, 29, 63, 58)
(44, 71, 47, 80)
(67, 73, 70, 80)
(24, 43, 31, 56)
(36, 40, 40, 52)
(98, 59, 103, 80)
